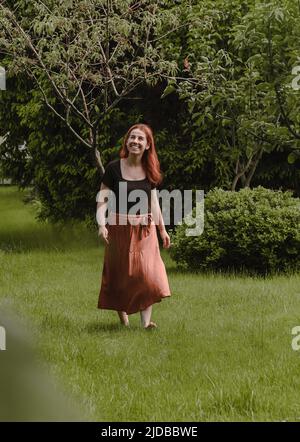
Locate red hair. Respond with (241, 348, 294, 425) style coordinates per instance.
(119, 124, 163, 186)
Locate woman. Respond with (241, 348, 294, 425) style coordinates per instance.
(97, 124, 171, 329)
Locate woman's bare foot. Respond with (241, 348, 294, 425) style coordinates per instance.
(117, 311, 129, 326)
(144, 321, 158, 329)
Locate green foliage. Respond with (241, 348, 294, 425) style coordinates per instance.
(23, 103, 128, 223)
(163, 0, 300, 191)
(1, 0, 300, 224)
(0, 69, 128, 222)
(0, 0, 184, 157)
(170, 187, 300, 275)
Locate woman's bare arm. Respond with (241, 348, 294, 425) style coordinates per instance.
(151, 189, 170, 248)
(96, 182, 110, 244)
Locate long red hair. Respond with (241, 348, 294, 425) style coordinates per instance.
(119, 124, 163, 186)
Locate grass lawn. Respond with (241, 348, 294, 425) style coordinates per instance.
(1, 185, 300, 422)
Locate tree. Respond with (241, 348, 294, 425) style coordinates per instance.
(163, 0, 300, 191)
(0, 0, 206, 222)
(0, 0, 199, 173)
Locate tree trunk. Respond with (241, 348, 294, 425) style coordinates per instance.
(244, 147, 264, 188)
(90, 127, 104, 173)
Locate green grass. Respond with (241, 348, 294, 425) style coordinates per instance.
(1, 185, 300, 421)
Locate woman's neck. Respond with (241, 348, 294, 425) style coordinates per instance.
(125, 155, 143, 167)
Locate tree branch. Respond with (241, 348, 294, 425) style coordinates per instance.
(29, 69, 92, 149)
(244, 146, 264, 187)
(2, 6, 93, 128)
(274, 84, 300, 140)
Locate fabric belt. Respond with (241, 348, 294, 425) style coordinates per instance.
(109, 212, 153, 240)
(138, 213, 153, 240)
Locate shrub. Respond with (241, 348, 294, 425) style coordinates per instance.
(169, 186, 300, 275)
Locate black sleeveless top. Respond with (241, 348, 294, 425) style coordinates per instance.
(101, 159, 156, 214)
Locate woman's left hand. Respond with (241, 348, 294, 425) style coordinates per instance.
(159, 229, 171, 249)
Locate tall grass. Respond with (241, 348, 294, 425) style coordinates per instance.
(1, 186, 300, 421)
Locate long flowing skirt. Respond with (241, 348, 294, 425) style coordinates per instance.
(98, 212, 171, 314)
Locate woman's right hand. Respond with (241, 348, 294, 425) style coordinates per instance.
(98, 225, 109, 245)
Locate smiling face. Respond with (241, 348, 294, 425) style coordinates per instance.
(126, 128, 149, 157)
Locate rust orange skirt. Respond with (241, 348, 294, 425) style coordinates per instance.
(98, 212, 171, 314)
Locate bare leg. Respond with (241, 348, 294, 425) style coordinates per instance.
(117, 311, 129, 326)
(140, 305, 157, 328)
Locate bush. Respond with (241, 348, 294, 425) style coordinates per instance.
(169, 186, 300, 275)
